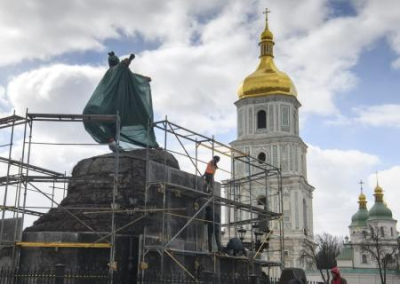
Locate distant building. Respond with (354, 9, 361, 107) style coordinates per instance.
(336, 183, 400, 283)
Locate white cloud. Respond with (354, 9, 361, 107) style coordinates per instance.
(354, 104, 400, 127)
(0, 85, 9, 112)
(308, 145, 380, 236)
(0, 0, 191, 66)
(7, 64, 104, 114)
(5, 64, 105, 142)
(2, 0, 400, 119)
(327, 104, 400, 128)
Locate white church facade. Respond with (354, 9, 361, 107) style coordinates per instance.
(230, 12, 315, 273)
(336, 184, 400, 284)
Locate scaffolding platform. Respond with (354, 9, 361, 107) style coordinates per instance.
(0, 114, 27, 129)
(0, 206, 44, 217)
(0, 113, 284, 283)
(137, 120, 284, 282)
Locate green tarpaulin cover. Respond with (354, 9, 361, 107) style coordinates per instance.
(83, 54, 158, 148)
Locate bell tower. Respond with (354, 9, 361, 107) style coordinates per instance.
(231, 9, 315, 269)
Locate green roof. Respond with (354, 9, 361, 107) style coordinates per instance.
(336, 246, 353, 261)
(368, 202, 393, 220)
(350, 208, 369, 227)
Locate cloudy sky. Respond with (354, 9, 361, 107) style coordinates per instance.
(1, 0, 400, 237)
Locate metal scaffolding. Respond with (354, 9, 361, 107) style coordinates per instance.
(0, 111, 121, 284)
(0, 112, 284, 283)
(138, 119, 284, 282)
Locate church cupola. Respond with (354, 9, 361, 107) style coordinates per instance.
(350, 185, 369, 227)
(368, 183, 393, 220)
(238, 8, 297, 99)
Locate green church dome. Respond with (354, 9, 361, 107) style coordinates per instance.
(368, 184, 393, 220)
(368, 202, 393, 220)
(351, 208, 369, 226)
(350, 192, 369, 226)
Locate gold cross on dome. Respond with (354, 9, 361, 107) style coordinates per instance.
(358, 179, 364, 192)
(263, 8, 271, 20)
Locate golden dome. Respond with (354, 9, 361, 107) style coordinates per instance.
(374, 183, 384, 202)
(358, 192, 367, 209)
(374, 184, 383, 193)
(238, 10, 297, 99)
(261, 29, 273, 40)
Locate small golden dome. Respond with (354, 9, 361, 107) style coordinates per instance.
(238, 9, 297, 99)
(358, 192, 367, 209)
(261, 29, 273, 40)
(373, 183, 384, 203)
(374, 184, 383, 194)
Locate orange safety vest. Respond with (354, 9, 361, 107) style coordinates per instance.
(205, 161, 217, 175)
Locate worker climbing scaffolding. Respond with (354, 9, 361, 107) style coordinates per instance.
(83, 51, 158, 149)
(203, 155, 220, 193)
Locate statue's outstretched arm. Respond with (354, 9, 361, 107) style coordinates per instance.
(122, 53, 135, 67)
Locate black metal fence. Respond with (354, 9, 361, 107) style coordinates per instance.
(139, 274, 322, 284)
(0, 268, 323, 284)
(139, 273, 273, 284)
(0, 266, 109, 284)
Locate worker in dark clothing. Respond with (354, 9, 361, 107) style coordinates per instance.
(203, 156, 220, 193)
(205, 206, 222, 252)
(223, 237, 247, 256)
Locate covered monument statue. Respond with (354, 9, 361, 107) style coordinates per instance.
(83, 52, 158, 148)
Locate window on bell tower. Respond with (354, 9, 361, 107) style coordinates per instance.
(281, 105, 290, 128)
(257, 110, 267, 129)
(257, 152, 266, 163)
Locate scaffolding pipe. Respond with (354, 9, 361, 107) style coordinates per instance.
(11, 110, 30, 269)
(0, 110, 16, 242)
(278, 170, 284, 271)
(28, 182, 109, 242)
(109, 112, 121, 284)
(164, 196, 213, 249)
(168, 122, 201, 176)
(160, 117, 168, 277)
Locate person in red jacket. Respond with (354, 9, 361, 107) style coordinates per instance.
(331, 267, 347, 284)
(203, 156, 220, 192)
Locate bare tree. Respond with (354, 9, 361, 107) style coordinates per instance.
(299, 233, 342, 284)
(359, 225, 398, 284)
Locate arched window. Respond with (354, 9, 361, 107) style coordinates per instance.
(361, 254, 367, 264)
(380, 227, 385, 237)
(257, 152, 266, 163)
(391, 227, 393, 237)
(257, 110, 266, 129)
